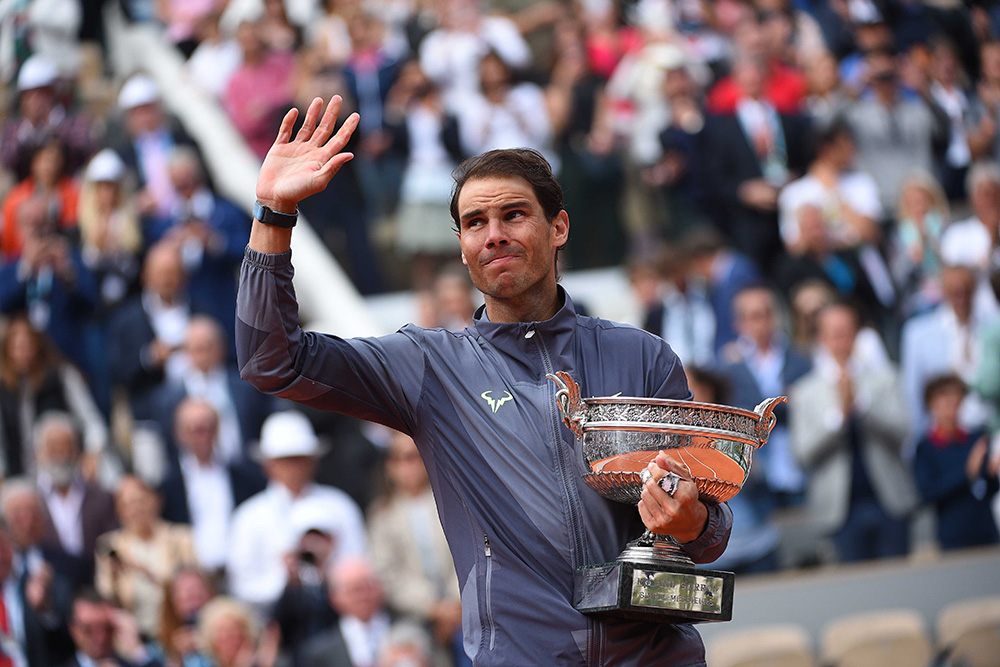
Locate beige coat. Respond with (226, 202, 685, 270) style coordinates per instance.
(95, 521, 198, 637)
(368, 489, 459, 620)
(790, 364, 917, 533)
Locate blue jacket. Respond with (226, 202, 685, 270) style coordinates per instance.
(236, 248, 732, 666)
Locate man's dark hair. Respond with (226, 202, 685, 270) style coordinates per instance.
(922, 373, 967, 409)
(449, 148, 565, 231)
(815, 118, 854, 153)
(71, 587, 109, 621)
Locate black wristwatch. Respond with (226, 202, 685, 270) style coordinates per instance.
(253, 200, 298, 228)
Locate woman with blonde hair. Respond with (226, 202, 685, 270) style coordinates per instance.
(187, 596, 281, 667)
(892, 170, 950, 316)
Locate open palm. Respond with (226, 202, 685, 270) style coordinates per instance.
(256, 96, 360, 211)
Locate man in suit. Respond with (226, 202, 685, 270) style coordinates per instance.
(153, 316, 273, 464)
(159, 398, 265, 573)
(703, 55, 810, 271)
(901, 264, 992, 437)
(144, 149, 250, 345)
(34, 413, 118, 589)
(109, 241, 194, 423)
(302, 558, 392, 667)
(0, 482, 75, 665)
(721, 286, 812, 505)
(62, 589, 161, 667)
(790, 300, 916, 562)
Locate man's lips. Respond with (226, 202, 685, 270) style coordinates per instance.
(482, 253, 520, 267)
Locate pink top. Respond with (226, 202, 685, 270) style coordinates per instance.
(223, 51, 296, 159)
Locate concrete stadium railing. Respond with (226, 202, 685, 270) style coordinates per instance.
(104, 16, 379, 337)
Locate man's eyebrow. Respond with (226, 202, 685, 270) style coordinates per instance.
(459, 201, 533, 222)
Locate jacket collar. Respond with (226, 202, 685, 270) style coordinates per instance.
(470, 286, 577, 350)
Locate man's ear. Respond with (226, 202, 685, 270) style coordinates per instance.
(551, 210, 569, 247)
(461, 252, 468, 266)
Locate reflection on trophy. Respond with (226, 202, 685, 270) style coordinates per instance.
(547, 371, 787, 624)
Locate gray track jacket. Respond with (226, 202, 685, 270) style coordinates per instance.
(236, 248, 733, 666)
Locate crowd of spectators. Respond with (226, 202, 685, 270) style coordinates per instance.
(3, 0, 1000, 664)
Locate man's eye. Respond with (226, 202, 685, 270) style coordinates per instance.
(507, 211, 523, 220)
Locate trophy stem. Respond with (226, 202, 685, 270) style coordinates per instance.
(618, 530, 696, 568)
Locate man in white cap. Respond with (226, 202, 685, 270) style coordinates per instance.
(226, 410, 367, 611)
(105, 73, 201, 217)
(0, 55, 93, 179)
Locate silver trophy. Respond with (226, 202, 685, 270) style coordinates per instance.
(547, 371, 786, 624)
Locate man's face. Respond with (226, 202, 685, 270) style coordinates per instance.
(70, 600, 115, 659)
(941, 266, 976, 322)
(3, 493, 44, 549)
(817, 306, 858, 362)
(331, 561, 384, 622)
(265, 456, 317, 489)
(972, 179, 1000, 222)
(736, 290, 776, 345)
(176, 403, 218, 461)
(457, 176, 568, 303)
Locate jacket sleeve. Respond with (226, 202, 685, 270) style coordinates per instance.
(680, 501, 733, 564)
(236, 247, 425, 435)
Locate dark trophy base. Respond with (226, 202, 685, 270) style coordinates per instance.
(574, 560, 734, 624)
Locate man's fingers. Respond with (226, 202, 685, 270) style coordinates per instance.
(319, 152, 355, 179)
(275, 107, 298, 145)
(310, 96, 343, 146)
(323, 112, 360, 158)
(655, 452, 693, 480)
(294, 97, 324, 142)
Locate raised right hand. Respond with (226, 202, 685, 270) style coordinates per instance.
(255, 96, 360, 213)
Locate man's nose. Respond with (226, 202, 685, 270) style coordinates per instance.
(484, 219, 509, 247)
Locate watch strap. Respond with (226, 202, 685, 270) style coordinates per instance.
(253, 200, 298, 228)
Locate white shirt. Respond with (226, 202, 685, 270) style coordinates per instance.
(180, 453, 234, 570)
(37, 473, 85, 556)
(227, 483, 367, 607)
(340, 612, 390, 667)
(657, 282, 716, 367)
(187, 38, 243, 99)
(142, 290, 191, 383)
(457, 83, 556, 170)
(778, 171, 883, 247)
(182, 366, 243, 463)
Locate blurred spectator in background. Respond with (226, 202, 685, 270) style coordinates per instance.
(0, 481, 77, 664)
(147, 147, 249, 343)
(641, 245, 715, 367)
(158, 0, 222, 57)
(684, 228, 763, 353)
(159, 398, 265, 573)
(258, 0, 304, 54)
(928, 37, 972, 201)
(790, 301, 916, 563)
(968, 39, 1000, 162)
(458, 51, 554, 167)
(418, 0, 531, 109)
(158, 568, 215, 665)
(774, 203, 882, 321)
(308, 0, 356, 70)
(0, 55, 94, 181)
(0, 191, 97, 378)
(377, 622, 433, 667)
(940, 162, 1000, 315)
(0, 317, 106, 478)
(227, 411, 366, 610)
(914, 374, 999, 552)
(1, 138, 80, 261)
(687, 365, 781, 574)
(416, 264, 477, 331)
(901, 264, 991, 435)
(891, 170, 949, 317)
(300, 558, 390, 667)
(64, 589, 162, 666)
(155, 316, 272, 464)
(224, 19, 296, 159)
(186, 11, 243, 99)
(107, 74, 200, 218)
(35, 413, 118, 586)
(843, 49, 947, 213)
(721, 285, 811, 505)
(190, 597, 279, 667)
(78, 149, 143, 317)
(803, 52, 847, 129)
(704, 55, 809, 270)
(369, 431, 464, 666)
(110, 241, 192, 422)
(973, 270, 1000, 446)
(96, 476, 197, 638)
(387, 61, 464, 288)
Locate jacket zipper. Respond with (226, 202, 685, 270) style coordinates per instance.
(484, 534, 496, 651)
(530, 326, 587, 568)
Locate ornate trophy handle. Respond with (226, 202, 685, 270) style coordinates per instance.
(752, 395, 788, 445)
(547, 371, 587, 439)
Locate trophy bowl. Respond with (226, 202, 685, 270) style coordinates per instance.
(547, 371, 787, 624)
